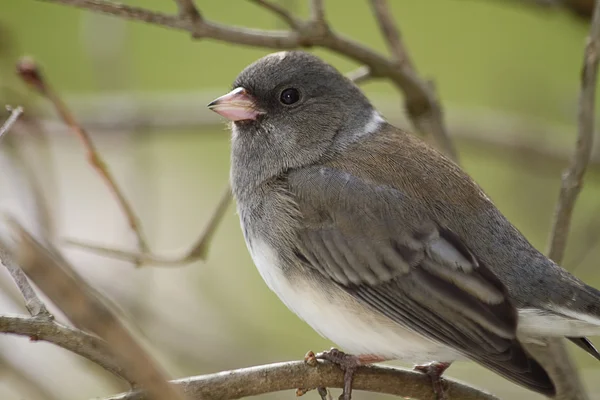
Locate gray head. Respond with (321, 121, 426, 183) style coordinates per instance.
(208, 51, 382, 193)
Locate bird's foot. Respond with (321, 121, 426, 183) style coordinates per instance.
(414, 361, 452, 400)
(316, 348, 360, 400)
(302, 349, 386, 400)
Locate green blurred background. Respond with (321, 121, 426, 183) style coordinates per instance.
(1, 0, 600, 399)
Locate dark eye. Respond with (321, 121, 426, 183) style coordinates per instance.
(280, 88, 300, 105)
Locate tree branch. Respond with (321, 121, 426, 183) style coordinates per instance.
(102, 360, 498, 400)
(39, 0, 457, 160)
(537, 1, 600, 399)
(5, 216, 185, 400)
(368, 0, 412, 68)
(0, 106, 23, 142)
(0, 314, 133, 384)
(172, 0, 200, 23)
(547, 0, 600, 263)
(248, 0, 302, 30)
(17, 57, 150, 261)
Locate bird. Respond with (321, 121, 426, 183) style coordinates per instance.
(207, 50, 600, 400)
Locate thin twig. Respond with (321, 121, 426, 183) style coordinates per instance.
(16, 57, 150, 260)
(102, 360, 498, 400)
(547, 0, 600, 263)
(0, 314, 134, 384)
(6, 217, 185, 400)
(346, 66, 372, 84)
(309, 0, 326, 28)
(172, 0, 201, 23)
(65, 185, 232, 266)
(0, 246, 51, 318)
(538, 1, 600, 399)
(39, 0, 457, 160)
(368, 0, 412, 68)
(248, 0, 302, 30)
(0, 106, 24, 142)
(367, 0, 457, 161)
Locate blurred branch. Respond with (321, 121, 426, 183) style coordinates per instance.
(536, 1, 600, 399)
(0, 105, 23, 142)
(0, 315, 134, 384)
(16, 57, 150, 261)
(39, 0, 457, 160)
(5, 217, 185, 400)
(0, 353, 61, 400)
(547, 0, 600, 263)
(65, 185, 232, 266)
(172, 0, 201, 22)
(0, 249, 51, 318)
(102, 360, 497, 400)
(249, 0, 302, 30)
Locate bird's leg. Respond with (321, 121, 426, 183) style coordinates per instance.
(414, 361, 452, 400)
(305, 348, 386, 400)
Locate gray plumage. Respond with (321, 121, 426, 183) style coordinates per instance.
(209, 51, 600, 397)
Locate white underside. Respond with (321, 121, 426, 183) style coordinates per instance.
(248, 238, 461, 362)
(248, 238, 600, 363)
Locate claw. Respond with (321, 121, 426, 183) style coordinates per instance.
(414, 361, 452, 400)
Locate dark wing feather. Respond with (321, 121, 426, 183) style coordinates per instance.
(288, 166, 555, 397)
(568, 337, 600, 361)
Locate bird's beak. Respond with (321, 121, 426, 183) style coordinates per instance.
(207, 87, 264, 122)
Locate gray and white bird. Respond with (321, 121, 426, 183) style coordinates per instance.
(208, 51, 600, 399)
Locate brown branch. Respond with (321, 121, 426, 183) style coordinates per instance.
(310, 0, 326, 28)
(172, 0, 200, 22)
(102, 360, 498, 400)
(5, 217, 185, 400)
(16, 57, 150, 262)
(64, 184, 232, 266)
(547, 0, 600, 263)
(368, 0, 412, 68)
(248, 0, 302, 30)
(367, 0, 457, 161)
(39, 0, 457, 160)
(0, 314, 134, 384)
(536, 1, 600, 399)
(0, 247, 51, 318)
(0, 105, 23, 142)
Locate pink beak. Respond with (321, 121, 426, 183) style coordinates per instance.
(207, 87, 264, 121)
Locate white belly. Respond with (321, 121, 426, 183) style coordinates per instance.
(248, 238, 461, 363)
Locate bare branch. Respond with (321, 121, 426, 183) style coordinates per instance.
(368, 0, 412, 68)
(39, 0, 457, 160)
(0, 248, 51, 318)
(6, 217, 185, 400)
(102, 360, 498, 400)
(547, 0, 600, 263)
(16, 57, 150, 261)
(309, 0, 326, 28)
(0, 106, 23, 142)
(248, 0, 302, 30)
(0, 315, 134, 384)
(346, 66, 372, 84)
(64, 185, 232, 266)
(172, 0, 201, 22)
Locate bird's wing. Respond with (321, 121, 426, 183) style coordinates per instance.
(287, 166, 555, 396)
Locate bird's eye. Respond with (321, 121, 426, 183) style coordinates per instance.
(280, 88, 301, 105)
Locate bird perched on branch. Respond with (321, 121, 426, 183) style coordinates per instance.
(208, 50, 600, 400)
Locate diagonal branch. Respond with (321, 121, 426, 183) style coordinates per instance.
(0, 106, 24, 142)
(5, 216, 185, 400)
(172, 0, 201, 23)
(248, 0, 302, 30)
(101, 360, 498, 400)
(547, 0, 600, 263)
(368, 0, 413, 69)
(16, 57, 150, 261)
